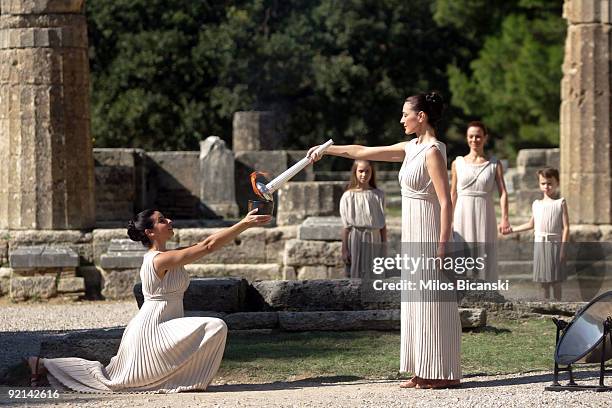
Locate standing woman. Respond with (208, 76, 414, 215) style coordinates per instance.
(308, 92, 461, 389)
(450, 121, 510, 282)
(25, 208, 271, 392)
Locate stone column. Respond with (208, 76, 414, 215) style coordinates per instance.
(560, 0, 612, 224)
(232, 111, 283, 151)
(0, 0, 95, 229)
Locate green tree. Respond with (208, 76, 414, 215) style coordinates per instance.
(87, 0, 469, 157)
(435, 0, 565, 158)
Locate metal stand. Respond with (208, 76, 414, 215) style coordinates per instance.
(546, 316, 612, 392)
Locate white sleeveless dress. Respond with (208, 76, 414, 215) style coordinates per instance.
(339, 188, 386, 278)
(398, 139, 462, 380)
(453, 156, 499, 282)
(44, 251, 228, 393)
(533, 198, 566, 283)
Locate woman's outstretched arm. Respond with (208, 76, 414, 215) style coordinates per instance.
(308, 142, 407, 163)
(153, 210, 271, 276)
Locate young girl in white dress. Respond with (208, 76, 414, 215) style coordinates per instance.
(505, 168, 570, 300)
(340, 160, 387, 278)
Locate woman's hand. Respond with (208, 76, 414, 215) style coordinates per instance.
(498, 219, 511, 234)
(240, 208, 272, 228)
(307, 145, 324, 163)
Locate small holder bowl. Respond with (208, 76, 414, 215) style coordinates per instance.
(247, 199, 274, 215)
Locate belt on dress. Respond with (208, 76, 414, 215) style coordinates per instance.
(458, 190, 489, 198)
(144, 292, 183, 302)
(534, 232, 561, 242)
(401, 190, 434, 200)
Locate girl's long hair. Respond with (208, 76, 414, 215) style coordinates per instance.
(346, 160, 377, 191)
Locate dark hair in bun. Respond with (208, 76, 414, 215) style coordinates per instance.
(405, 91, 445, 126)
(127, 209, 156, 247)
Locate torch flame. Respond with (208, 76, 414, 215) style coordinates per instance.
(250, 171, 271, 200)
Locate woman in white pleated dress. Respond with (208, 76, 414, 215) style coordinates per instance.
(308, 92, 461, 389)
(450, 121, 511, 282)
(25, 208, 271, 393)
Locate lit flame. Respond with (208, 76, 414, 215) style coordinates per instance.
(250, 171, 271, 200)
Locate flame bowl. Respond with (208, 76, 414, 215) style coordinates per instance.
(247, 199, 275, 215)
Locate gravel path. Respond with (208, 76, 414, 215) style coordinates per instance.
(1, 300, 610, 407)
(0, 373, 610, 407)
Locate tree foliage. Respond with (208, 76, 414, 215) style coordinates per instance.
(436, 0, 565, 157)
(87, 0, 565, 159)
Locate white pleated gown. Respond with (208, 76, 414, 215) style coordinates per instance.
(453, 156, 499, 282)
(533, 198, 566, 283)
(44, 250, 228, 393)
(398, 139, 462, 380)
(339, 189, 386, 278)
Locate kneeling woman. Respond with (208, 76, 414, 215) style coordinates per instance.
(25, 208, 271, 393)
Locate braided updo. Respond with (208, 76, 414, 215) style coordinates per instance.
(127, 209, 156, 247)
(405, 91, 445, 126)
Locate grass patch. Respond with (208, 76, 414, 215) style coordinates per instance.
(217, 316, 556, 383)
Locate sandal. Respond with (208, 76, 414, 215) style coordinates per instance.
(23, 356, 42, 387)
(399, 376, 419, 388)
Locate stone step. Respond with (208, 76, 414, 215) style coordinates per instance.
(184, 263, 282, 281)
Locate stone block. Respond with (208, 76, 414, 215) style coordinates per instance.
(264, 226, 297, 264)
(283, 239, 343, 267)
(184, 263, 282, 281)
(276, 308, 486, 331)
(92, 229, 131, 263)
(134, 277, 248, 313)
(0, 0, 85, 15)
(101, 269, 139, 300)
(99, 239, 147, 269)
(298, 216, 343, 241)
(179, 228, 267, 264)
(278, 310, 401, 331)
(9, 245, 79, 268)
(224, 312, 279, 330)
(94, 149, 136, 222)
(40, 327, 124, 366)
(249, 279, 362, 311)
(7, 230, 93, 264)
(276, 181, 345, 225)
(146, 151, 202, 219)
(10, 275, 56, 300)
(199, 136, 238, 218)
(232, 111, 283, 151)
(282, 266, 296, 280)
(516, 149, 548, 168)
(564, 0, 612, 24)
(57, 276, 84, 293)
(515, 190, 543, 216)
(296, 265, 328, 280)
(459, 308, 487, 328)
